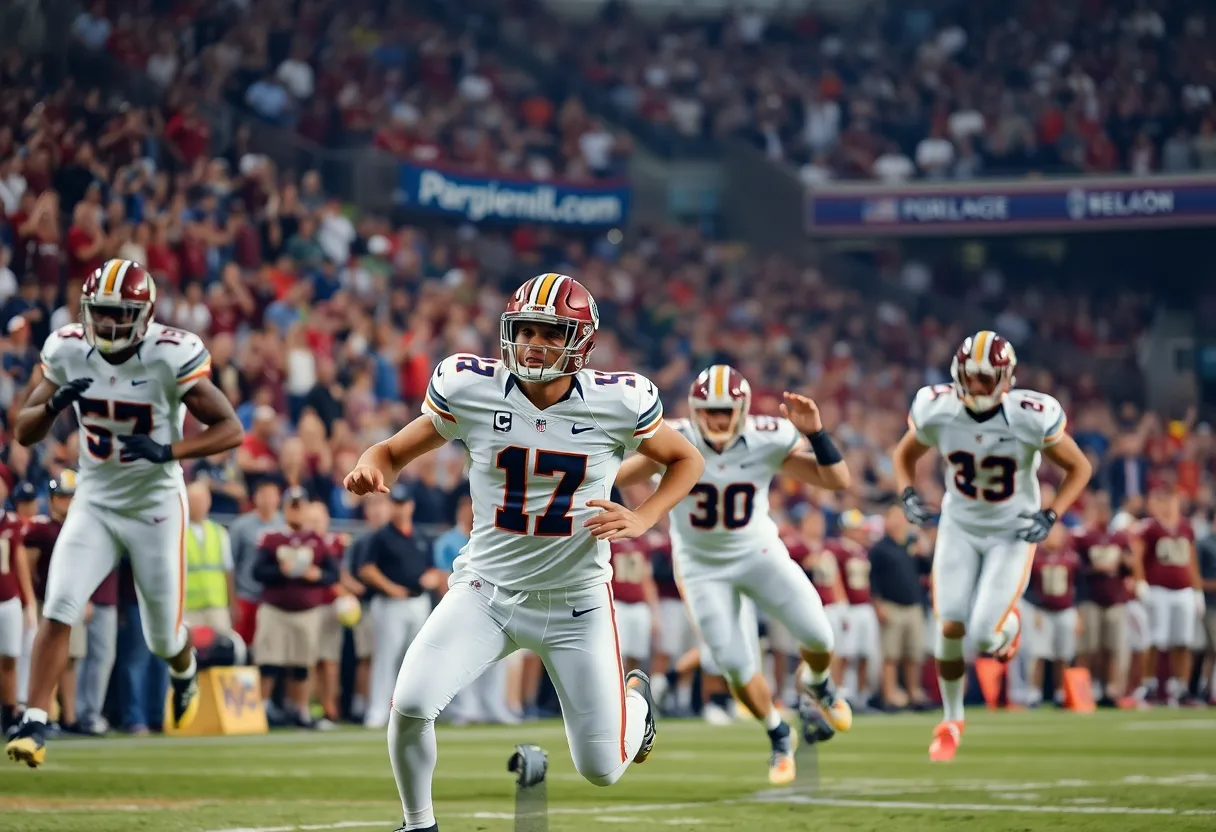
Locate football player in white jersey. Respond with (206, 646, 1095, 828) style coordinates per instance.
(5, 260, 244, 768)
(893, 330, 1091, 763)
(616, 365, 852, 786)
(343, 273, 703, 832)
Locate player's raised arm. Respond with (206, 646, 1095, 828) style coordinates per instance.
(345, 416, 447, 496)
(778, 392, 850, 490)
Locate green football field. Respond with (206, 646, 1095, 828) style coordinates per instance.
(3, 709, 1215, 832)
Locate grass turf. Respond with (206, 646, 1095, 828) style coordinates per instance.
(3, 709, 1216, 831)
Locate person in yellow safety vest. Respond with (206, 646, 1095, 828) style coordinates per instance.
(183, 482, 239, 638)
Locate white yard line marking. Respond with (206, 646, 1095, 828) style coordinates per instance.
(1122, 719, 1216, 731)
(756, 794, 1216, 815)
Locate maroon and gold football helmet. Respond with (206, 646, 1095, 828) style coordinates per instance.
(81, 259, 157, 353)
(688, 364, 751, 445)
(500, 273, 599, 382)
(950, 330, 1017, 413)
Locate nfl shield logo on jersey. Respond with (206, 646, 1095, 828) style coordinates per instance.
(535, 418, 547, 432)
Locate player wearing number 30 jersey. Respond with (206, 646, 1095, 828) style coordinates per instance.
(342, 273, 704, 832)
(893, 330, 1091, 763)
(6, 259, 244, 770)
(616, 365, 853, 787)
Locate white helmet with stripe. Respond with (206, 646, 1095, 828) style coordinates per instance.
(500, 273, 599, 382)
(950, 330, 1017, 413)
(688, 365, 751, 445)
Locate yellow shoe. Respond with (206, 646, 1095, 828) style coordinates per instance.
(797, 662, 853, 733)
(767, 722, 797, 785)
(169, 672, 201, 731)
(5, 722, 48, 768)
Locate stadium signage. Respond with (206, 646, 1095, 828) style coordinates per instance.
(806, 174, 1216, 236)
(398, 163, 631, 227)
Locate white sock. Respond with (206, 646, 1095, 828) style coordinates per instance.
(388, 709, 437, 830)
(939, 675, 965, 723)
(799, 663, 830, 688)
(169, 651, 197, 680)
(651, 673, 669, 708)
(1167, 677, 1184, 699)
(23, 708, 48, 725)
(352, 694, 367, 718)
(762, 706, 782, 731)
(675, 683, 692, 709)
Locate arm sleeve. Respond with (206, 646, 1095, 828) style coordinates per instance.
(1038, 395, 1068, 448)
(38, 329, 69, 387)
(420, 357, 462, 442)
(317, 554, 340, 586)
(624, 374, 664, 452)
(172, 334, 213, 395)
(252, 538, 285, 585)
(907, 387, 941, 446)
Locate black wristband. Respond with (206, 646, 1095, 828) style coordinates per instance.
(901, 486, 918, 502)
(44, 399, 61, 416)
(1043, 509, 1058, 525)
(806, 429, 843, 465)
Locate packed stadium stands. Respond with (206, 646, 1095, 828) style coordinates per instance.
(1, 0, 1214, 764)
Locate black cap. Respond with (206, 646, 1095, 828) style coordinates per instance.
(283, 486, 309, 505)
(12, 482, 37, 503)
(390, 482, 415, 504)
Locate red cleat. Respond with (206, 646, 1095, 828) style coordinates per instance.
(929, 720, 963, 763)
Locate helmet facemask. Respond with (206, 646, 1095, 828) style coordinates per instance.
(500, 312, 596, 383)
(951, 354, 1013, 413)
(691, 404, 748, 445)
(82, 299, 152, 353)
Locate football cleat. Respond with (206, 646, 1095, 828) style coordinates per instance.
(797, 694, 837, 745)
(767, 721, 796, 785)
(391, 825, 437, 832)
(507, 743, 548, 788)
(170, 671, 201, 731)
(929, 719, 964, 762)
(625, 669, 657, 763)
(5, 720, 47, 768)
(797, 663, 852, 733)
(993, 609, 1022, 664)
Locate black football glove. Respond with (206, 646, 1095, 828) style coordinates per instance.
(900, 486, 933, 527)
(118, 434, 174, 464)
(1017, 509, 1057, 543)
(45, 378, 92, 415)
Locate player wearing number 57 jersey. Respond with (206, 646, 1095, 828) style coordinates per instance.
(617, 365, 853, 787)
(893, 330, 1091, 763)
(6, 260, 244, 769)
(343, 274, 703, 832)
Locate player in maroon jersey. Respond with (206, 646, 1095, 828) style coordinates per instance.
(1074, 493, 1133, 705)
(1132, 489, 1203, 705)
(827, 511, 878, 707)
(251, 488, 340, 726)
(1022, 524, 1081, 707)
(644, 525, 694, 714)
(0, 511, 35, 734)
(610, 537, 659, 674)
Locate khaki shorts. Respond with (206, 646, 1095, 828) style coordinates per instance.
(253, 604, 323, 668)
(1079, 602, 1127, 655)
(184, 607, 235, 637)
(317, 601, 343, 664)
(878, 602, 925, 662)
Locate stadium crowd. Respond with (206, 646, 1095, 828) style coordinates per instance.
(1, 0, 1216, 738)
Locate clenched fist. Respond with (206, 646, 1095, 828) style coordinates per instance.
(344, 464, 390, 496)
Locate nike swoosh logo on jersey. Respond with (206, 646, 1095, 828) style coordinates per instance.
(131, 379, 149, 386)
(151, 516, 168, 524)
(571, 424, 595, 435)
(572, 606, 600, 618)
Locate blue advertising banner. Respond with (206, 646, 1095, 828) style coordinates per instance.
(806, 175, 1216, 236)
(398, 163, 631, 227)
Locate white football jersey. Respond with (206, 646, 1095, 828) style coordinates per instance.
(40, 322, 211, 512)
(909, 384, 1067, 533)
(422, 354, 664, 592)
(668, 415, 800, 571)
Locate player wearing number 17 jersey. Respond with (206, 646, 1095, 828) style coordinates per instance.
(342, 274, 703, 832)
(893, 330, 1092, 762)
(6, 260, 244, 769)
(616, 365, 853, 786)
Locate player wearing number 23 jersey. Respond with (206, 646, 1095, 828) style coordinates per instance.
(894, 330, 1092, 763)
(342, 273, 706, 832)
(617, 365, 854, 787)
(7, 259, 244, 770)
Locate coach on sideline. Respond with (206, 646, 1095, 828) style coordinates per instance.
(359, 483, 445, 729)
(339, 493, 392, 723)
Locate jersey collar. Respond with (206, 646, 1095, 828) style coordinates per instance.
(503, 373, 585, 406)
